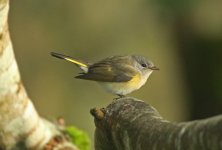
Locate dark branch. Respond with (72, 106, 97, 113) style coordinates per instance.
(91, 97, 222, 150)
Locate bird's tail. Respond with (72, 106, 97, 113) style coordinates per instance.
(51, 52, 89, 72)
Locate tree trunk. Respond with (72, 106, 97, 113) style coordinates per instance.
(0, 0, 77, 149)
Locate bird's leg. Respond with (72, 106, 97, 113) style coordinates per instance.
(118, 94, 126, 98)
(113, 94, 126, 100)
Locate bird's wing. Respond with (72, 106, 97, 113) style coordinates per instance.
(75, 58, 137, 82)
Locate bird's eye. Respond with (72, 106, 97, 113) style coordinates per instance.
(141, 63, 147, 67)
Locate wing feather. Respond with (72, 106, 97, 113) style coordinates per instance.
(75, 56, 137, 82)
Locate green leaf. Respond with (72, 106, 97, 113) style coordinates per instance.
(65, 126, 91, 150)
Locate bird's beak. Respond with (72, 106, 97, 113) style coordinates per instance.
(149, 66, 160, 71)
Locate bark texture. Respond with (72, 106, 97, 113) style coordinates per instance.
(92, 97, 222, 150)
(0, 1, 77, 149)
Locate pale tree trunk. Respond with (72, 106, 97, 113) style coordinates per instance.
(0, 0, 77, 149)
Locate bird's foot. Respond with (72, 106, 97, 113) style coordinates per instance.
(113, 95, 126, 100)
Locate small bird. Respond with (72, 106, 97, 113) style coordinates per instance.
(51, 52, 159, 97)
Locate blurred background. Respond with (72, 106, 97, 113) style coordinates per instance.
(9, 0, 222, 148)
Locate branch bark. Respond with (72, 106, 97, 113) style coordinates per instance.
(0, 1, 77, 149)
(91, 97, 222, 150)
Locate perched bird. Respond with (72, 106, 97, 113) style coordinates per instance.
(51, 52, 159, 97)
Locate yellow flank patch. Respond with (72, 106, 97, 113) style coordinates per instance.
(65, 58, 87, 67)
(126, 74, 141, 88)
(98, 74, 144, 95)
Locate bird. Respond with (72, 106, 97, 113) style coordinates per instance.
(51, 52, 159, 97)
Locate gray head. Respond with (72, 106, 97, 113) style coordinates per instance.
(132, 55, 159, 74)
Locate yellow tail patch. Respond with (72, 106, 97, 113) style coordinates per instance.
(64, 58, 88, 68)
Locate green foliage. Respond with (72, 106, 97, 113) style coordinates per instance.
(65, 126, 91, 150)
